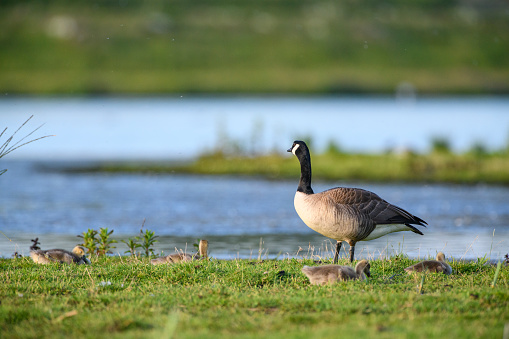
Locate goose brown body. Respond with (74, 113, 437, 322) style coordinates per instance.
(30, 246, 90, 265)
(151, 240, 208, 265)
(404, 252, 452, 275)
(289, 140, 426, 263)
(302, 260, 371, 285)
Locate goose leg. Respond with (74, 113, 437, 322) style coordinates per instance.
(349, 245, 355, 263)
(333, 241, 342, 264)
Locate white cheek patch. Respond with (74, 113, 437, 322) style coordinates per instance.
(291, 143, 300, 155)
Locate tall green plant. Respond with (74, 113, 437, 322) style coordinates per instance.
(138, 229, 158, 257)
(193, 238, 201, 251)
(78, 228, 117, 256)
(121, 238, 141, 257)
(77, 229, 98, 255)
(97, 228, 117, 255)
(0, 116, 53, 176)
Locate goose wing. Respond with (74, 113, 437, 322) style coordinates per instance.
(324, 187, 427, 233)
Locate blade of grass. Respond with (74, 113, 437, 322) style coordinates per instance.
(491, 260, 502, 288)
(418, 273, 426, 294)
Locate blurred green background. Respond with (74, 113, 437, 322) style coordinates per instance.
(1, 0, 508, 95)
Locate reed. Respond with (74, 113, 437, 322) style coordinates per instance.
(0, 116, 53, 176)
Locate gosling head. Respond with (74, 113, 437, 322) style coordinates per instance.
(72, 246, 87, 257)
(356, 260, 371, 278)
(436, 252, 446, 262)
(72, 246, 91, 264)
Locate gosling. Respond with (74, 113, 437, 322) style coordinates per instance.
(404, 252, 452, 275)
(302, 260, 371, 285)
(151, 239, 208, 265)
(30, 246, 91, 265)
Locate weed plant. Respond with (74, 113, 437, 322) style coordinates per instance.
(77, 229, 98, 255)
(138, 229, 159, 257)
(78, 228, 118, 257)
(118, 220, 159, 258)
(78, 226, 158, 259)
(29, 238, 41, 251)
(97, 228, 117, 256)
(121, 238, 142, 257)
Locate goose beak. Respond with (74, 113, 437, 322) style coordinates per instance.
(288, 142, 300, 154)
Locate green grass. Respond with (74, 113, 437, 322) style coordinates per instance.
(1, 0, 508, 94)
(1, 255, 507, 338)
(68, 151, 509, 185)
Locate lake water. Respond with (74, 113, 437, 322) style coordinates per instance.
(1, 160, 508, 261)
(1, 96, 508, 261)
(2, 96, 509, 159)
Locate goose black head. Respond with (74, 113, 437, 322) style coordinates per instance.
(287, 140, 309, 156)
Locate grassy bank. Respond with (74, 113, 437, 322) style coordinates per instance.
(68, 151, 509, 185)
(1, 255, 507, 338)
(1, 0, 508, 94)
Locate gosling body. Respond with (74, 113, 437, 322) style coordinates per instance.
(151, 240, 208, 265)
(302, 260, 371, 285)
(30, 246, 90, 265)
(404, 252, 452, 275)
(288, 140, 426, 263)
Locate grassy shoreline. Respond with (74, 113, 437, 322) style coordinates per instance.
(1, 255, 507, 338)
(61, 151, 509, 185)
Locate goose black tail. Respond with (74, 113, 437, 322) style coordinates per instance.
(405, 223, 424, 235)
(388, 215, 427, 227)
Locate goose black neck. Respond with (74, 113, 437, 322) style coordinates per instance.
(297, 150, 314, 194)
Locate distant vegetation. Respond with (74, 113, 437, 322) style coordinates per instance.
(67, 136, 509, 185)
(1, 0, 508, 94)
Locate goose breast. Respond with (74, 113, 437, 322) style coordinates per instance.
(294, 189, 378, 241)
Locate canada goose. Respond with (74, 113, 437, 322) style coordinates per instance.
(404, 252, 452, 275)
(30, 246, 91, 265)
(288, 140, 427, 263)
(302, 260, 371, 285)
(151, 239, 208, 265)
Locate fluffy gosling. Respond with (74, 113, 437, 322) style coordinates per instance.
(302, 260, 371, 285)
(404, 252, 452, 275)
(151, 239, 208, 265)
(30, 246, 91, 265)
